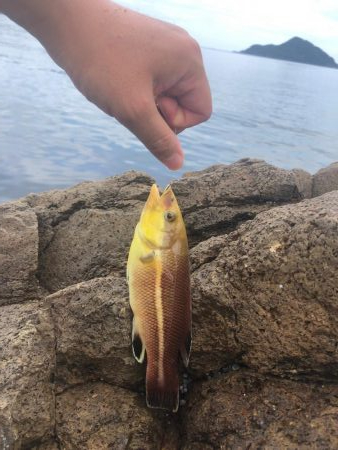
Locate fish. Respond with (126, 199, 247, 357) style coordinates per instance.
(127, 184, 191, 412)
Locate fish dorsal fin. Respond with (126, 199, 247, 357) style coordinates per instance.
(132, 319, 145, 363)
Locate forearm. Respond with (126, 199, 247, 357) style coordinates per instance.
(0, 0, 121, 74)
(0, 0, 69, 45)
(0, 0, 212, 169)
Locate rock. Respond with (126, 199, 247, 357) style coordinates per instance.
(190, 191, 338, 377)
(190, 235, 226, 272)
(26, 171, 154, 293)
(291, 168, 313, 199)
(1, 160, 338, 448)
(56, 382, 179, 450)
(0, 301, 55, 448)
(0, 201, 39, 305)
(174, 158, 311, 245)
(30, 440, 60, 450)
(182, 370, 338, 449)
(48, 276, 143, 390)
(313, 161, 338, 197)
(24, 160, 312, 294)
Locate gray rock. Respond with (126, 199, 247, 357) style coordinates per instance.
(48, 276, 143, 390)
(291, 168, 313, 199)
(1, 160, 338, 448)
(313, 161, 338, 197)
(190, 235, 225, 272)
(190, 190, 338, 377)
(0, 301, 55, 448)
(0, 201, 39, 305)
(174, 158, 311, 245)
(24, 160, 312, 294)
(30, 441, 60, 450)
(26, 171, 154, 293)
(182, 370, 338, 449)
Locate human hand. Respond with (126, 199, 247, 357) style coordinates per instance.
(0, 0, 212, 169)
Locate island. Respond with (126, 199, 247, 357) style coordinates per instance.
(240, 36, 338, 69)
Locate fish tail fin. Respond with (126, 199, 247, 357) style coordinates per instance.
(146, 364, 179, 412)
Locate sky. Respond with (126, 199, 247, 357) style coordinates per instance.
(119, 0, 338, 61)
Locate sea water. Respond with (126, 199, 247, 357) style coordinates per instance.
(0, 15, 337, 203)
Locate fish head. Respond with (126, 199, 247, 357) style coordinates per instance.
(138, 184, 186, 249)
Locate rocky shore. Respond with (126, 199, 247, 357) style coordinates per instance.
(0, 158, 338, 449)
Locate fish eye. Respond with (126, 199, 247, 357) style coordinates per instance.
(164, 211, 176, 222)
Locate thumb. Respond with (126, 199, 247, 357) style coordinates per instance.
(117, 99, 184, 170)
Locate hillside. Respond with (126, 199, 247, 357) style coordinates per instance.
(240, 37, 338, 68)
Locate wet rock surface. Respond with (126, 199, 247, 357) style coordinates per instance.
(0, 159, 337, 449)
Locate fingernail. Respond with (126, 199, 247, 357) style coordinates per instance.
(164, 152, 184, 170)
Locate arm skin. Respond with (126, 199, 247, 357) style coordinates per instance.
(0, 0, 212, 169)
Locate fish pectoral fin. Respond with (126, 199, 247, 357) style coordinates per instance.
(132, 319, 145, 363)
(140, 251, 155, 263)
(180, 332, 192, 368)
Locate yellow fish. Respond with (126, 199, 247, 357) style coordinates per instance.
(127, 184, 191, 412)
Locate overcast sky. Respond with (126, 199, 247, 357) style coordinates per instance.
(120, 0, 338, 61)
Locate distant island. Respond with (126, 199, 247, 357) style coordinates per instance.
(240, 37, 338, 69)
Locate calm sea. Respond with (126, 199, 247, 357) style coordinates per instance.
(0, 15, 337, 203)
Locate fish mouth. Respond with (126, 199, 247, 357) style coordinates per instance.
(161, 185, 173, 198)
(150, 184, 161, 199)
(146, 183, 173, 200)
(161, 185, 176, 209)
(162, 184, 172, 193)
(144, 184, 160, 210)
(145, 184, 176, 210)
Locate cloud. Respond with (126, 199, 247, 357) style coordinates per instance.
(119, 0, 338, 60)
